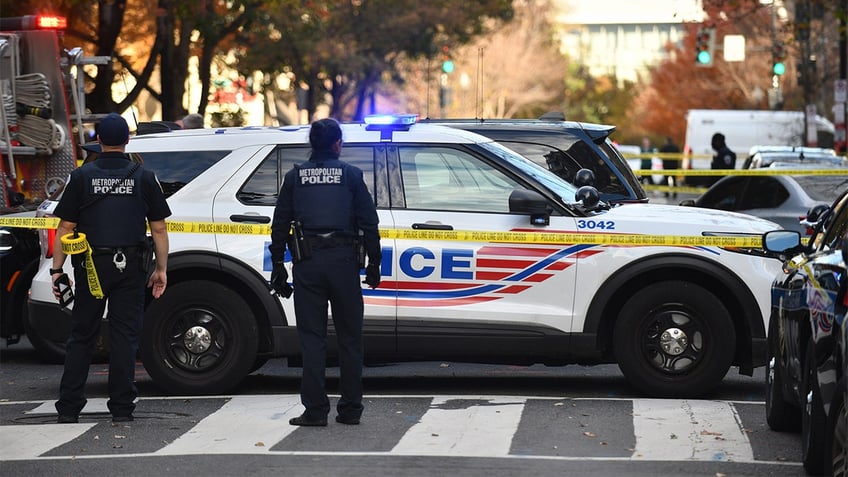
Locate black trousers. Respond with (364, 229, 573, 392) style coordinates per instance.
(55, 251, 145, 418)
(292, 246, 364, 420)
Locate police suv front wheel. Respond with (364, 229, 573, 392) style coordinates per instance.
(141, 280, 259, 395)
(613, 281, 735, 398)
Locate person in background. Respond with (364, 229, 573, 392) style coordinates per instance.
(710, 132, 736, 185)
(178, 113, 203, 129)
(639, 136, 654, 185)
(269, 118, 381, 427)
(659, 136, 681, 198)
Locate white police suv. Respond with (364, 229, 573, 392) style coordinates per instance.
(29, 115, 786, 398)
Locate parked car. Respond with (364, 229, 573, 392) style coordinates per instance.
(763, 189, 848, 475)
(680, 173, 847, 234)
(424, 114, 649, 203)
(29, 115, 786, 397)
(742, 146, 841, 169)
(0, 224, 40, 347)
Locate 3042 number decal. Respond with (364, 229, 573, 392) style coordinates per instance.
(577, 219, 615, 230)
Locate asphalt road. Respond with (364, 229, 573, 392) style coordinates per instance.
(0, 336, 806, 477)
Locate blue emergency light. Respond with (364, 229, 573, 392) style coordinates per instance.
(363, 114, 418, 127)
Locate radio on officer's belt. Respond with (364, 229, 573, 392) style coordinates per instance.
(288, 220, 311, 263)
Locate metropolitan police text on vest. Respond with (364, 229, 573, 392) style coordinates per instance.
(299, 167, 342, 185)
(91, 178, 135, 194)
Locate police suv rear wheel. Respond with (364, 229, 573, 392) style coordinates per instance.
(613, 281, 735, 398)
(141, 281, 258, 395)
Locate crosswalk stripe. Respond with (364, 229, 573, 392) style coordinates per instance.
(26, 398, 110, 415)
(0, 423, 97, 460)
(631, 399, 754, 461)
(155, 395, 303, 455)
(391, 396, 526, 456)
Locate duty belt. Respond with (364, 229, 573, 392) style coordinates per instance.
(305, 235, 355, 249)
(90, 245, 142, 256)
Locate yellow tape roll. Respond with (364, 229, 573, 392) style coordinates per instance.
(59, 232, 104, 299)
(60, 232, 88, 255)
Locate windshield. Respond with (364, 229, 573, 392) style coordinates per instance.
(478, 141, 578, 202)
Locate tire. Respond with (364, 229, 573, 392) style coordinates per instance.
(801, 341, 828, 475)
(613, 281, 735, 398)
(827, 379, 847, 477)
(24, 306, 67, 364)
(141, 281, 259, 395)
(765, 317, 801, 431)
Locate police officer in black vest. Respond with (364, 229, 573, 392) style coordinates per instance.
(50, 113, 171, 424)
(269, 118, 381, 427)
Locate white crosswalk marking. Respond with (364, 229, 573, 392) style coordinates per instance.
(155, 395, 303, 455)
(26, 398, 110, 415)
(631, 399, 754, 461)
(391, 396, 526, 456)
(0, 395, 774, 464)
(0, 423, 97, 460)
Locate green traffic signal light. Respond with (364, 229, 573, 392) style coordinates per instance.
(442, 60, 454, 74)
(697, 50, 711, 64)
(773, 62, 785, 75)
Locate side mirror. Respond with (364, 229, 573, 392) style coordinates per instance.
(509, 189, 551, 225)
(762, 230, 802, 254)
(678, 199, 696, 207)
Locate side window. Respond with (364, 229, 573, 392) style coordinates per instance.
(738, 177, 788, 210)
(399, 146, 524, 213)
(136, 150, 229, 198)
(340, 146, 377, 200)
(697, 177, 745, 210)
(237, 146, 376, 206)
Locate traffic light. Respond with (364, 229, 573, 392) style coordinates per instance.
(694, 28, 715, 67)
(772, 41, 786, 76)
(440, 45, 454, 74)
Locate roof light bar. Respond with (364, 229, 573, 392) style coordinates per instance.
(0, 15, 67, 31)
(364, 114, 418, 127)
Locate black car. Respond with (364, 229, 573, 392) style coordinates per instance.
(763, 188, 848, 475)
(422, 113, 648, 204)
(0, 225, 40, 347)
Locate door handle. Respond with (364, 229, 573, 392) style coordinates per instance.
(412, 222, 453, 230)
(230, 214, 271, 224)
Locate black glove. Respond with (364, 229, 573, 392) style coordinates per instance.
(270, 262, 293, 298)
(363, 263, 380, 288)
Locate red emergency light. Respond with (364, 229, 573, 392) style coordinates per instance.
(0, 15, 67, 32)
(35, 15, 67, 30)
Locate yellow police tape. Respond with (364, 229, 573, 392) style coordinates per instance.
(633, 168, 848, 176)
(0, 217, 765, 248)
(59, 232, 104, 299)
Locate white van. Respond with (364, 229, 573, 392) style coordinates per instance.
(684, 109, 836, 164)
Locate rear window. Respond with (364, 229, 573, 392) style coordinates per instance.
(793, 175, 848, 202)
(134, 151, 230, 198)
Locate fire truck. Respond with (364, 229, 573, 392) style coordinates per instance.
(0, 15, 109, 358)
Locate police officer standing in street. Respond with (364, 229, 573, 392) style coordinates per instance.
(269, 118, 381, 427)
(710, 132, 737, 185)
(50, 113, 171, 424)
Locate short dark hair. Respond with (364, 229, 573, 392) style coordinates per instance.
(309, 118, 342, 151)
